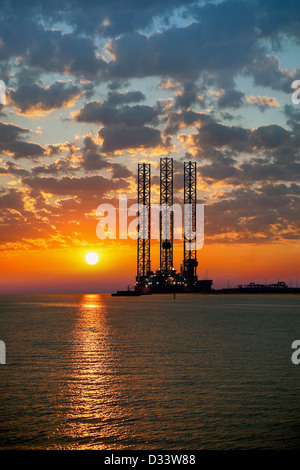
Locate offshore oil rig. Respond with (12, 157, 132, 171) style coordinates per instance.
(113, 156, 211, 296)
(135, 157, 213, 294)
(133, 156, 212, 295)
(112, 156, 299, 297)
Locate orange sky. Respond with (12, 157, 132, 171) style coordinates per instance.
(1, 238, 299, 293)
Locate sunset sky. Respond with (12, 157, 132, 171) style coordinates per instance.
(0, 0, 299, 293)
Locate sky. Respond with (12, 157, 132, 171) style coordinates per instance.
(0, 0, 299, 293)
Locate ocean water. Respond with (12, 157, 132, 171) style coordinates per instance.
(0, 293, 299, 450)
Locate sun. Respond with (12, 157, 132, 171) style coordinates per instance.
(85, 251, 99, 265)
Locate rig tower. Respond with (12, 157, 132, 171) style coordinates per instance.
(160, 157, 174, 275)
(183, 161, 198, 288)
(136, 163, 151, 287)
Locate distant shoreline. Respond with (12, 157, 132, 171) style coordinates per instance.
(0, 290, 299, 296)
(112, 288, 300, 296)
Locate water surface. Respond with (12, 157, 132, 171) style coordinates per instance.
(0, 293, 299, 449)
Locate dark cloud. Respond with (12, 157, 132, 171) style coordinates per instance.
(217, 89, 245, 109)
(110, 163, 132, 179)
(239, 160, 300, 183)
(8, 81, 85, 114)
(194, 121, 249, 149)
(0, 121, 45, 159)
(79, 135, 133, 177)
(30, 135, 134, 178)
(0, 122, 29, 142)
(204, 184, 300, 242)
(107, 80, 130, 91)
(0, 0, 298, 90)
(196, 150, 300, 185)
(164, 110, 212, 135)
(0, 160, 30, 177)
(0, 17, 105, 79)
(106, 20, 258, 84)
(105, 90, 145, 106)
(76, 101, 158, 127)
(250, 125, 290, 149)
(22, 174, 129, 196)
(80, 151, 108, 172)
(31, 0, 196, 37)
(99, 125, 163, 153)
(189, 115, 296, 156)
(76, 135, 109, 172)
(246, 54, 296, 94)
(5, 141, 46, 159)
(284, 104, 300, 129)
(74, 89, 159, 134)
(174, 82, 203, 110)
(255, 0, 300, 41)
(259, 183, 300, 197)
(0, 188, 25, 211)
(32, 158, 77, 176)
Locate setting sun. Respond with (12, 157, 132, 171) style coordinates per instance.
(85, 252, 99, 265)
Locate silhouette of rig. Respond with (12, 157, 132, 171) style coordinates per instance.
(113, 157, 211, 296)
(134, 157, 212, 295)
(112, 157, 299, 297)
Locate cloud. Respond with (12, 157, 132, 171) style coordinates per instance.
(164, 110, 212, 135)
(217, 89, 245, 109)
(0, 160, 30, 177)
(110, 162, 132, 179)
(41, 0, 197, 37)
(245, 95, 280, 111)
(0, 188, 25, 211)
(186, 114, 295, 156)
(105, 20, 258, 84)
(75, 101, 158, 127)
(73, 89, 161, 137)
(32, 158, 78, 176)
(284, 104, 300, 128)
(0, 121, 45, 159)
(22, 174, 129, 196)
(255, 0, 300, 41)
(80, 135, 108, 171)
(0, 121, 29, 142)
(0, 0, 298, 90)
(3, 141, 45, 159)
(0, 16, 106, 79)
(105, 90, 145, 106)
(246, 54, 296, 93)
(203, 184, 300, 243)
(98, 125, 163, 153)
(194, 121, 249, 149)
(8, 81, 85, 115)
(174, 82, 204, 109)
(79, 135, 133, 177)
(250, 124, 290, 149)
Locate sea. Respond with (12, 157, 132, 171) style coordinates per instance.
(0, 293, 299, 450)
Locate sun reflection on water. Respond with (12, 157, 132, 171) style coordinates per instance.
(52, 294, 134, 449)
(80, 294, 104, 311)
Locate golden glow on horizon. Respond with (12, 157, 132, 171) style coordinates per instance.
(0, 240, 299, 294)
